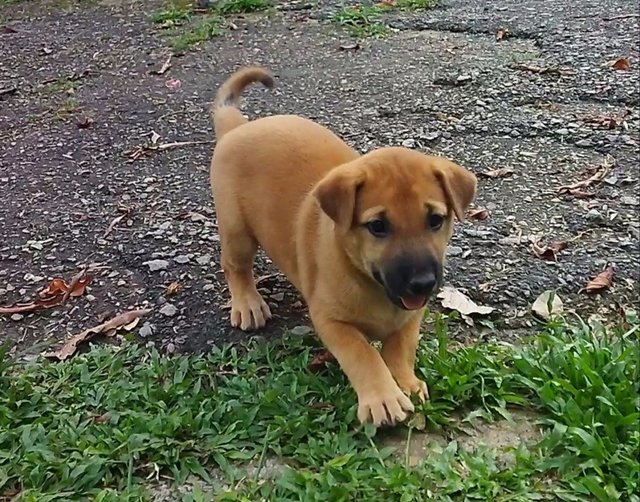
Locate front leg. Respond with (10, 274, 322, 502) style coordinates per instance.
(381, 313, 429, 402)
(312, 314, 414, 427)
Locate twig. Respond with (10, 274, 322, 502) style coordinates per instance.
(603, 14, 640, 21)
(156, 140, 213, 151)
(104, 213, 127, 238)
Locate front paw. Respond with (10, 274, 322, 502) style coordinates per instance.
(396, 375, 429, 402)
(357, 384, 415, 427)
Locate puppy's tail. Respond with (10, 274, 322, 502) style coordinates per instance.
(211, 66, 275, 140)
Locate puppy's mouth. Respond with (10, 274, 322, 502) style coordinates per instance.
(372, 269, 431, 311)
(399, 295, 428, 310)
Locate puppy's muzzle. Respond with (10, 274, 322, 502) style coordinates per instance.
(373, 254, 441, 310)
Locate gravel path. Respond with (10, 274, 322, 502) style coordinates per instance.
(1, 0, 638, 355)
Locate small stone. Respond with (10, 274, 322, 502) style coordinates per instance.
(401, 138, 416, 148)
(174, 255, 190, 264)
(447, 246, 463, 257)
(159, 303, 178, 317)
(11, 313, 24, 321)
(575, 139, 592, 148)
(143, 259, 170, 271)
(621, 196, 639, 206)
(166, 342, 176, 355)
(202, 283, 216, 291)
(117, 279, 126, 286)
(555, 128, 569, 136)
(586, 209, 603, 222)
(271, 292, 285, 301)
(290, 325, 313, 336)
(139, 322, 154, 337)
(423, 131, 440, 142)
(196, 254, 211, 265)
(85, 294, 96, 302)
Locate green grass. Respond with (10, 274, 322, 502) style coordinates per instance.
(150, 0, 271, 51)
(332, 5, 389, 38)
(396, 0, 437, 9)
(1, 311, 638, 500)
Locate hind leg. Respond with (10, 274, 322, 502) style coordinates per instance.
(219, 224, 272, 331)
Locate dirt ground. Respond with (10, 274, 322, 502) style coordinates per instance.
(1, 0, 638, 356)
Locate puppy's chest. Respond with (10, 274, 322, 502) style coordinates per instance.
(352, 307, 414, 340)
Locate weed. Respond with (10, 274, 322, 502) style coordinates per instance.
(218, 0, 270, 15)
(170, 15, 222, 51)
(396, 0, 437, 9)
(332, 5, 389, 38)
(1, 313, 637, 499)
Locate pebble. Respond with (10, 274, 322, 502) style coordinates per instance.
(11, 313, 24, 321)
(447, 246, 463, 257)
(166, 342, 176, 355)
(575, 139, 592, 147)
(555, 128, 569, 136)
(586, 209, 604, 222)
(139, 322, 154, 337)
(143, 259, 170, 271)
(271, 292, 285, 301)
(203, 284, 216, 291)
(174, 255, 190, 264)
(401, 138, 416, 148)
(159, 303, 178, 317)
(196, 254, 211, 265)
(621, 196, 639, 206)
(290, 325, 313, 336)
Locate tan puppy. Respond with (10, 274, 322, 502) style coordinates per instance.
(210, 67, 477, 426)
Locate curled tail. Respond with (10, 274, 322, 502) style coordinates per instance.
(211, 66, 275, 140)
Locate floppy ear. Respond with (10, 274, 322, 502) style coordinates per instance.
(311, 164, 365, 231)
(435, 160, 477, 221)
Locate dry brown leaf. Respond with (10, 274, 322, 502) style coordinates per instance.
(155, 55, 172, 75)
(77, 117, 94, 129)
(468, 207, 490, 221)
(557, 156, 615, 194)
(437, 286, 495, 316)
(378, 0, 396, 6)
(611, 57, 630, 70)
(481, 168, 514, 178)
(531, 240, 568, 261)
(495, 28, 508, 41)
(0, 271, 92, 315)
(166, 282, 182, 295)
(584, 264, 614, 294)
(583, 116, 618, 130)
(309, 350, 336, 372)
(43, 308, 151, 361)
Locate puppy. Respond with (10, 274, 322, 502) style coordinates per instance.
(210, 67, 477, 426)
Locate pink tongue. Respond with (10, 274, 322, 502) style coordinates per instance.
(400, 295, 427, 310)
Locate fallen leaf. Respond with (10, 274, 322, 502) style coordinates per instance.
(481, 168, 514, 178)
(378, 0, 396, 5)
(308, 350, 336, 372)
(467, 207, 490, 221)
(76, 117, 93, 129)
(43, 309, 151, 361)
(557, 156, 615, 194)
(532, 290, 563, 320)
(166, 282, 182, 295)
(0, 270, 92, 315)
(531, 240, 568, 261)
(495, 28, 508, 41)
(566, 188, 595, 199)
(611, 57, 630, 70)
(437, 286, 495, 316)
(584, 264, 614, 294)
(583, 116, 618, 130)
(0, 25, 17, 34)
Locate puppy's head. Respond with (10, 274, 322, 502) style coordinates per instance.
(312, 147, 476, 311)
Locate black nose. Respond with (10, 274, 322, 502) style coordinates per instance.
(407, 273, 437, 296)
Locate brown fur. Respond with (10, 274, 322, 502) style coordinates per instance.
(210, 67, 477, 426)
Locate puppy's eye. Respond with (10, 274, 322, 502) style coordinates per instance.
(428, 214, 444, 231)
(366, 219, 390, 238)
